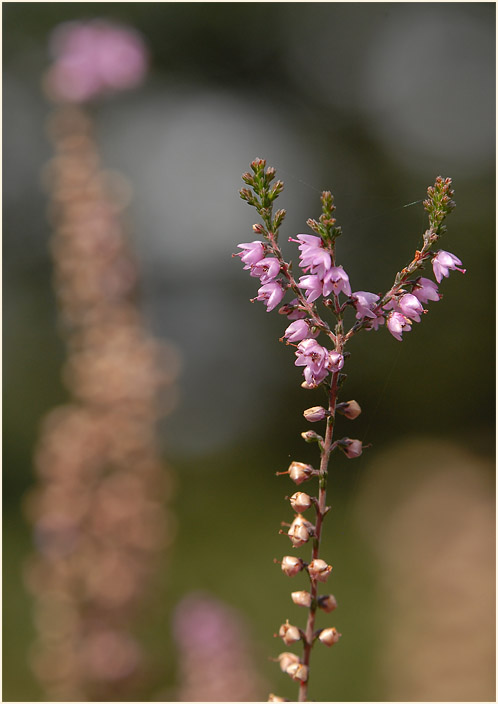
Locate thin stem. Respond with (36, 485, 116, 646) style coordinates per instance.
(298, 367, 341, 702)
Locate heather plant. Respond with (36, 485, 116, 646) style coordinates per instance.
(235, 158, 464, 702)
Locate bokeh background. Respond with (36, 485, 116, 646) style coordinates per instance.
(3, 2, 495, 701)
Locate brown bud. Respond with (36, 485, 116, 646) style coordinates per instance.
(336, 400, 362, 420)
(289, 491, 312, 513)
(278, 619, 301, 645)
(308, 558, 332, 582)
(287, 515, 314, 547)
(286, 662, 309, 682)
(288, 461, 316, 485)
(281, 555, 304, 577)
(277, 651, 300, 673)
(318, 627, 341, 647)
(317, 594, 337, 613)
(291, 590, 312, 608)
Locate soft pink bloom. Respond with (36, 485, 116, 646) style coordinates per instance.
(256, 281, 285, 312)
(283, 319, 317, 343)
(291, 235, 331, 276)
(295, 339, 343, 386)
(249, 257, 280, 283)
(236, 241, 266, 267)
(351, 291, 380, 319)
(295, 339, 328, 374)
(323, 266, 352, 297)
(327, 350, 344, 372)
(412, 277, 440, 303)
(298, 274, 324, 303)
(432, 250, 466, 283)
(398, 293, 424, 322)
(47, 20, 148, 102)
(387, 312, 412, 341)
(366, 314, 385, 331)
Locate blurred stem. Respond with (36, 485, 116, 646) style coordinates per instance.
(299, 365, 341, 702)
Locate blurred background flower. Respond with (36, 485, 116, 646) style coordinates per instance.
(3, 3, 494, 701)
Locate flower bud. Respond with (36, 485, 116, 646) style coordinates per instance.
(308, 558, 332, 582)
(286, 662, 309, 682)
(318, 627, 342, 647)
(279, 619, 301, 645)
(252, 223, 265, 234)
(288, 461, 316, 485)
(303, 406, 328, 422)
(277, 651, 300, 673)
(281, 555, 304, 577)
(336, 400, 362, 420)
(288, 515, 314, 547)
(338, 438, 363, 458)
(317, 594, 337, 613)
(301, 430, 323, 444)
(289, 491, 312, 513)
(291, 590, 312, 608)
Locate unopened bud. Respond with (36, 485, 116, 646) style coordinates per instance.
(291, 590, 312, 608)
(289, 491, 312, 512)
(281, 555, 304, 577)
(303, 406, 328, 422)
(288, 515, 314, 547)
(251, 157, 266, 171)
(337, 438, 363, 458)
(308, 558, 332, 582)
(336, 400, 362, 420)
(318, 627, 342, 647)
(277, 651, 300, 673)
(301, 430, 323, 444)
(286, 662, 309, 682)
(288, 461, 316, 485)
(317, 594, 337, 613)
(279, 619, 301, 645)
(252, 223, 265, 234)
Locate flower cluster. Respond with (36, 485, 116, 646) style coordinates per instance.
(236, 160, 462, 701)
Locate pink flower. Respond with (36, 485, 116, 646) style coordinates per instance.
(236, 241, 266, 267)
(412, 277, 440, 303)
(47, 20, 148, 103)
(432, 250, 466, 283)
(366, 314, 385, 331)
(295, 339, 328, 374)
(298, 274, 324, 303)
(296, 236, 332, 277)
(351, 291, 380, 319)
(387, 312, 412, 341)
(327, 350, 344, 372)
(256, 282, 285, 312)
(295, 339, 343, 386)
(323, 266, 352, 297)
(398, 293, 424, 322)
(283, 320, 317, 343)
(249, 257, 280, 283)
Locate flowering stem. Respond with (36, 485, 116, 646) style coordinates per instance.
(300, 365, 340, 702)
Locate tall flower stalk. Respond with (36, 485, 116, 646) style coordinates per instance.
(235, 159, 463, 702)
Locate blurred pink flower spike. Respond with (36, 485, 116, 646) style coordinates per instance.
(46, 19, 148, 103)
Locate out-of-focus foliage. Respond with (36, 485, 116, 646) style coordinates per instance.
(3, 2, 494, 701)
